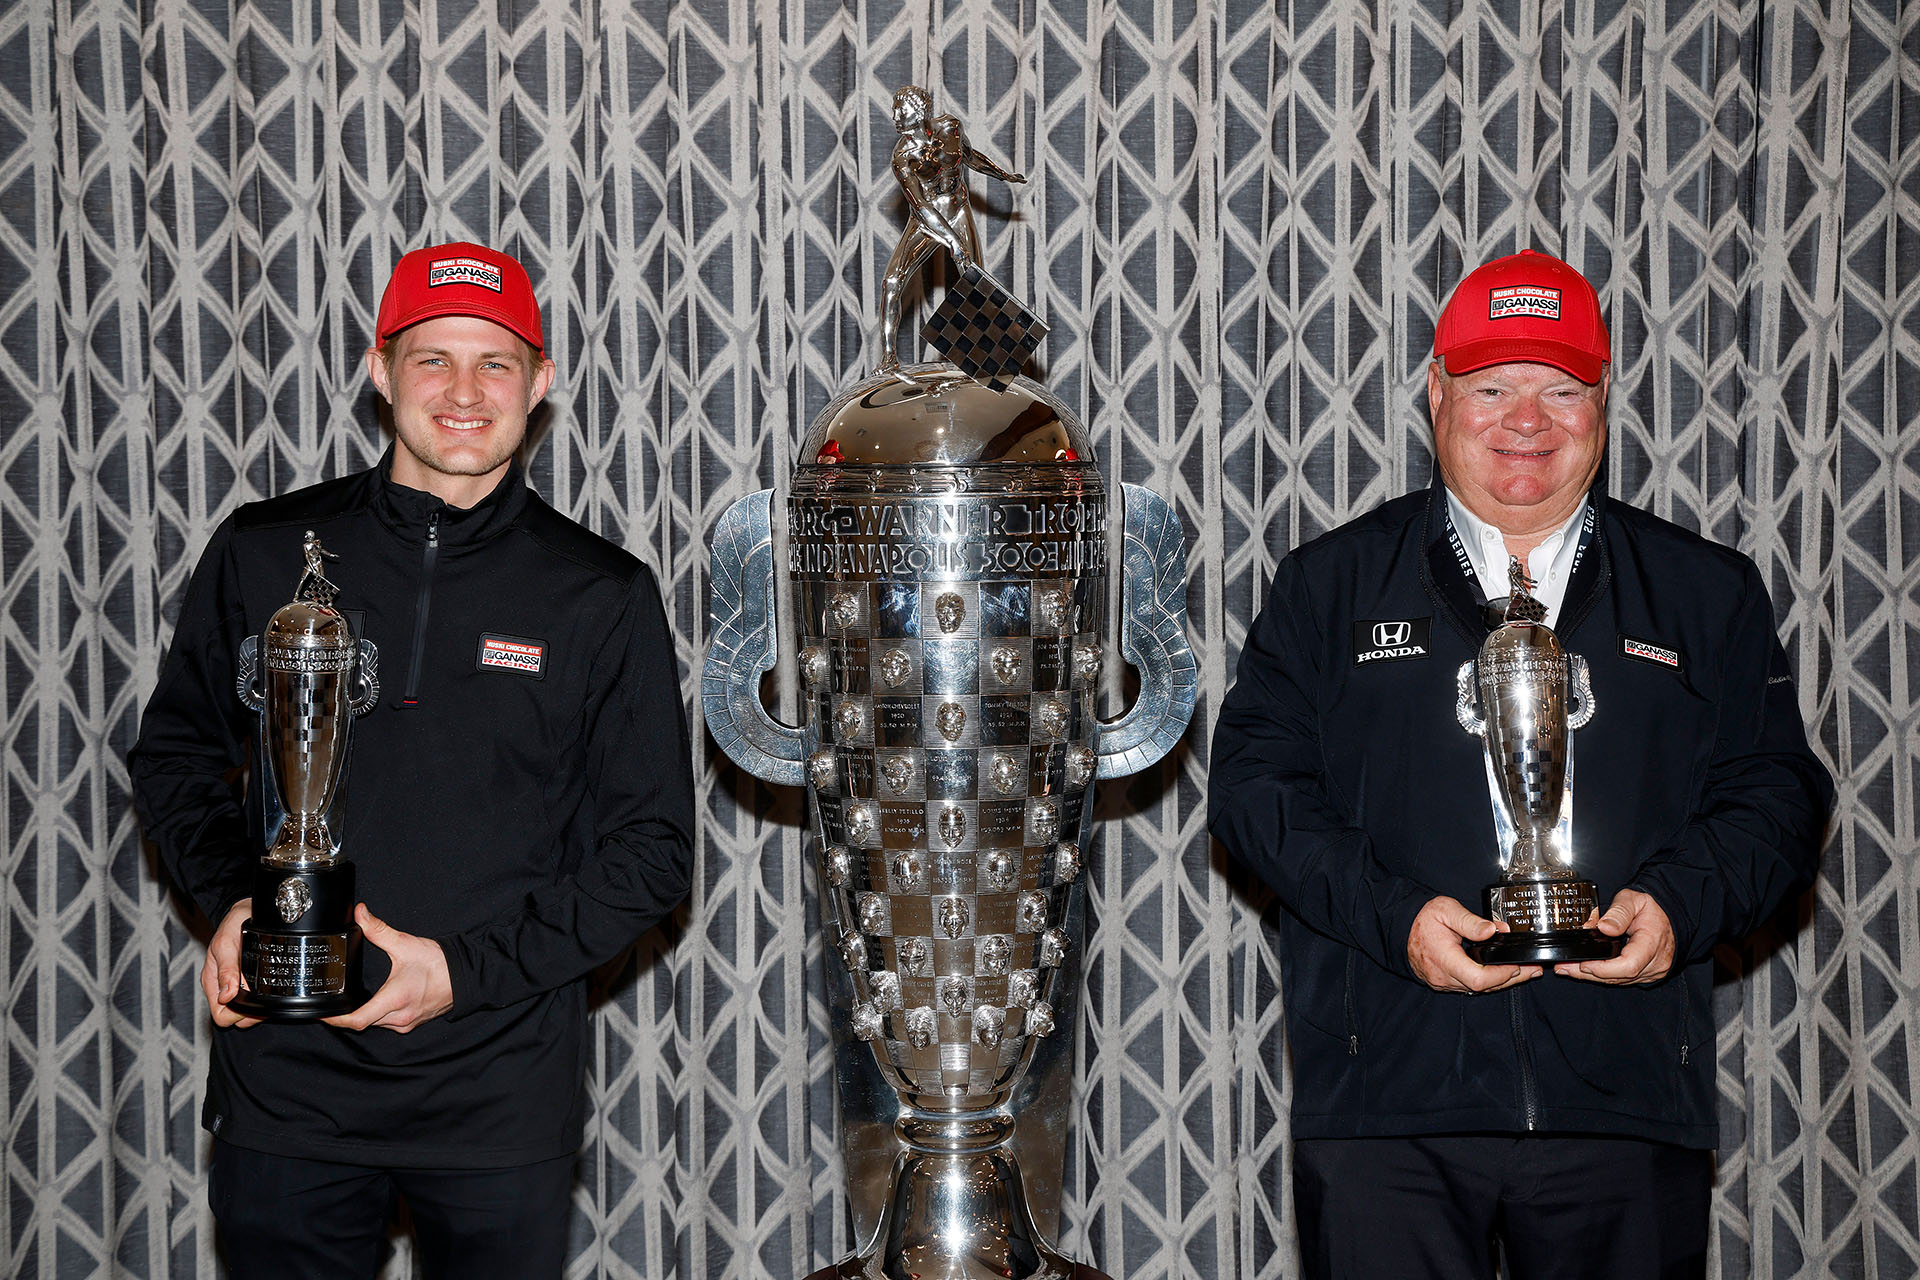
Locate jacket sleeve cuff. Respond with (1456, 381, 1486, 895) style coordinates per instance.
(1380, 888, 1433, 981)
(436, 935, 482, 1020)
(211, 884, 252, 929)
(1623, 863, 1708, 965)
(196, 844, 258, 928)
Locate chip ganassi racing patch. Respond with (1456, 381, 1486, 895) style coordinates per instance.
(477, 633, 546, 678)
(1352, 617, 1432, 665)
(1488, 284, 1562, 321)
(428, 257, 504, 292)
(1619, 633, 1682, 672)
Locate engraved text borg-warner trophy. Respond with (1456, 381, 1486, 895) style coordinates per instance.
(1455, 559, 1619, 965)
(232, 532, 380, 1019)
(704, 87, 1195, 1280)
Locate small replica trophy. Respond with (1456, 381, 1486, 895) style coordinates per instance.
(705, 86, 1195, 1280)
(1455, 559, 1619, 965)
(231, 532, 380, 1019)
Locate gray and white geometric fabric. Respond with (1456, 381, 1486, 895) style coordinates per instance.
(3, 2, 1915, 1277)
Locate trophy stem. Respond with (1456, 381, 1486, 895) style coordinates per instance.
(808, 1111, 1109, 1280)
(267, 813, 336, 866)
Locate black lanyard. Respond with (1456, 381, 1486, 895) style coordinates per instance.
(1448, 500, 1595, 628)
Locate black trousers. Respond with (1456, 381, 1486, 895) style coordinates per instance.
(208, 1140, 575, 1280)
(1292, 1134, 1712, 1280)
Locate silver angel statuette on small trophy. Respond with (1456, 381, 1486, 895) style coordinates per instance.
(1455, 558, 1619, 965)
(231, 532, 380, 1019)
(704, 86, 1195, 1280)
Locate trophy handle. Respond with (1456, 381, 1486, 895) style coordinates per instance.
(349, 639, 381, 717)
(1566, 653, 1595, 730)
(701, 489, 808, 786)
(1455, 660, 1487, 735)
(1094, 483, 1198, 780)
(236, 636, 265, 712)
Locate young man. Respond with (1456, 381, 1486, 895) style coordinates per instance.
(1211, 250, 1831, 1279)
(130, 242, 695, 1279)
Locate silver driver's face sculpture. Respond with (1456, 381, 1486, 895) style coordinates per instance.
(703, 85, 1194, 1280)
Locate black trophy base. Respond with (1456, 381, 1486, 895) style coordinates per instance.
(227, 965, 366, 1021)
(230, 858, 368, 1022)
(806, 1269, 1110, 1280)
(1467, 928, 1623, 966)
(1465, 875, 1625, 967)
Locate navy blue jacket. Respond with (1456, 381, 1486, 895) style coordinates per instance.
(1210, 478, 1831, 1145)
(131, 455, 695, 1167)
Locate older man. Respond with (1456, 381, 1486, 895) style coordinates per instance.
(1211, 250, 1830, 1279)
(130, 242, 695, 1279)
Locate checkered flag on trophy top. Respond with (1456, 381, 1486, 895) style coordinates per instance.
(922, 264, 1048, 392)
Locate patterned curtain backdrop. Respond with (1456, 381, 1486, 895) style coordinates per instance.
(2, 0, 1913, 1276)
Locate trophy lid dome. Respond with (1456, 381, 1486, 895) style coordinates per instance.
(800, 364, 1095, 467)
(265, 599, 352, 647)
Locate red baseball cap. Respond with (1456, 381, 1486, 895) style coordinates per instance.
(374, 242, 544, 352)
(1433, 249, 1608, 384)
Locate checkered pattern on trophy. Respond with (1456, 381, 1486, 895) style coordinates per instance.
(795, 534, 1105, 1107)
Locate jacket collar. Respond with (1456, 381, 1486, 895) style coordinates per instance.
(1419, 468, 1611, 648)
(367, 445, 529, 548)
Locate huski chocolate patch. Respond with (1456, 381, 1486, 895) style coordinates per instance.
(478, 633, 546, 678)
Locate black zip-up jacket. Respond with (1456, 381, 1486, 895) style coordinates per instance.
(130, 454, 696, 1168)
(1210, 478, 1831, 1145)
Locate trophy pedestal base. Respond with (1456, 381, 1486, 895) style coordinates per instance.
(810, 1119, 1102, 1280)
(1474, 877, 1621, 966)
(805, 1267, 1109, 1280)
(226, 983, 367, 1022)
(1467, 929, 1622, 966)
(230, 921, 367, 1021)
(233, 857, 367, 1022)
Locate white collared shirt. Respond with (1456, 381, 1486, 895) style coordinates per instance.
(1444, 490, 1589, 628)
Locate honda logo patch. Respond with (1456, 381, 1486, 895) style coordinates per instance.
(477, 633, 546, 678)
(1352, 617, 1431, 666)
(1619, 634, 1682, 672)
(1373, 621, 1412, 647)
(1488, 285, 1562, 321)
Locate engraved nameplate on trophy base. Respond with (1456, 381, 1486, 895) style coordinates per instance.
(1472, 875, 1619, 965)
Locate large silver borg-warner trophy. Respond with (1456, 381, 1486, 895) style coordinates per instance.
(1455, 559, 1619, 965)
(704, 87, 1195, 1280)
(232, 533, 380, 1019)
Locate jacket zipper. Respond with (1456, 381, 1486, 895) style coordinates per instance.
(400, 511, 440, 707)
(1509, 991, 1540, 1131)
(1679, 993, 1691, 1066)
(1343, 950, 1360, 1056)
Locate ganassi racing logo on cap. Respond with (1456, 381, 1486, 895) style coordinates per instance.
(1352, 617, 1431, 665)
(478, 633, 546, 678)
(1488, 285, 1562, 322)
(428, 257, 504, 293)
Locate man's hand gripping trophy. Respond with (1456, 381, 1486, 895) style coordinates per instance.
(877, 85, 1026, 382)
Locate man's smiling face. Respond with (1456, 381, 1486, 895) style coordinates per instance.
(1428, 358, 1608, 538)
(367, 313, 555, 509)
